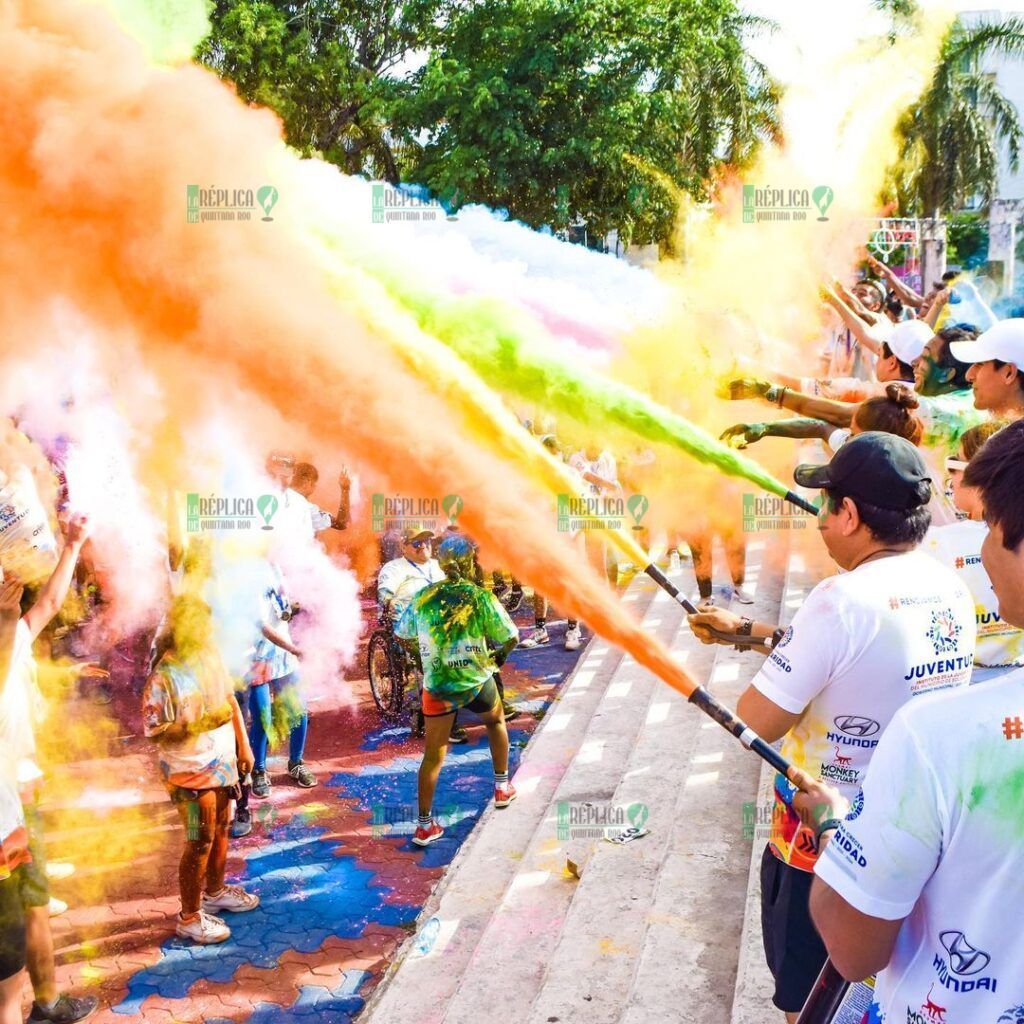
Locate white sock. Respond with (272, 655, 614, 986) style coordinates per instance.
(494, 771, 509, 789)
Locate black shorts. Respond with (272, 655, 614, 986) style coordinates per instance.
(422, 675, 500, 717)
(760, 845, 828, 1012)
(0, 875, 26, 981)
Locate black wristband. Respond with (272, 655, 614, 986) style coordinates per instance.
(770, 627, 786, 650)
(815, 817, 843, 845)
(733, 617, 754, 652)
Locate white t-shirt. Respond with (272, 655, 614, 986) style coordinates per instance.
(0, 620, 41, 768)
(922, 521, 1024, 669)
(0, 621, 40, 863)
(816, 670, 1024, 1022)
(247, 569, 299, 684)
(753, 550, 975, 871)
(274, 488, 330, 543)
(916, 391, 988, 456)
(377, 557, 446, 618)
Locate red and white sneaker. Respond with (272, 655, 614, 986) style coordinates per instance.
(412, 820, 444, 846)
(494, 783, 517, 808)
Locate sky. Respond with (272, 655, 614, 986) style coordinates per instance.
(743, 1, 1024, 81)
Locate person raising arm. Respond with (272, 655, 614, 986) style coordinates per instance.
(865, 252, 925, 309)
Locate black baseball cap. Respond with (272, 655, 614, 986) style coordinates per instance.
(794, 432, 932, 511)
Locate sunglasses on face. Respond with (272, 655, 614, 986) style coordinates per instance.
(410, 539, 432, 550)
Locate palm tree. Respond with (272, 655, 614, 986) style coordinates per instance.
(888, 15, 1024, 280)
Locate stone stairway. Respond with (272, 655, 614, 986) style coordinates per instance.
(362, 531, 824, 1024)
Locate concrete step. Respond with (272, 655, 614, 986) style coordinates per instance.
(525, 538, 789, 1024)
(439, 572, 695, 1024)
(362, 533, 804, 1024)
(618, 538, 788, 1024)
(362, 577, 660, 1024)
(730, 535, 835, 1024)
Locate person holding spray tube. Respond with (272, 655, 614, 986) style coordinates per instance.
(794, 419, 1024, 1024)
(688, 433, 974, 1021)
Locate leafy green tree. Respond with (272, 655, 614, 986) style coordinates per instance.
(946, 211, 989, 269)
(198, 1, 450, 180)
(399, 0, 778, 249)
(890, 16, 1024, 217)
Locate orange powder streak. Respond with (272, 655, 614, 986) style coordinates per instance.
(0, 2, 700, 697)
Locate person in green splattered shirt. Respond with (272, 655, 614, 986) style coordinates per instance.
(912, 324, 990, 453)
(396, 534, 519, 846)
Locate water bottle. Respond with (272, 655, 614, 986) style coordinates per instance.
(412, 916, 441, 956)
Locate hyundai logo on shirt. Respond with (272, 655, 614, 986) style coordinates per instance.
(940, 931, 990, 976)
(833, 715, 880, 738)
(932, 930, 998, 993)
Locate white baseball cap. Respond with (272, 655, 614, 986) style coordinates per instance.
(949, 318, 1024, 370)
(887, 319, 933, 365)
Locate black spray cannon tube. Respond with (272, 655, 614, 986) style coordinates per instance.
(785, 489, 820, 516)
(643, 567, 794, 777)
(644, 564, 772, 650)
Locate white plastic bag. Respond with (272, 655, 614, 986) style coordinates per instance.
(0, 464, 59, 583)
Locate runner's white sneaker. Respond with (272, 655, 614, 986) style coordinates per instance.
(519, 626, 550, 648)
(176, 911, 230, 944)
(202, 884, 260, 913)
(564, 625, 583, 651)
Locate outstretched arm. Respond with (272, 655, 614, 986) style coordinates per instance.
(262, 624, 302, 659)
(23, 514, 89, 643)
(723, 379, 856, 428)
(866, 254, 924, 307)
(720, 418, 834, 449)
(922, 287, 949, 328)
(332, 469, 351, 530)
(823, 286, 884, 357)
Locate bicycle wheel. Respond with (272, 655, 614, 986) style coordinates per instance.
(368, 631, 400, 719)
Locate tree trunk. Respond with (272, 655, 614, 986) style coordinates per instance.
(920, 210, 947, 291)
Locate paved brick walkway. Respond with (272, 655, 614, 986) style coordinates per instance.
(39, 607, 586, 1023)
